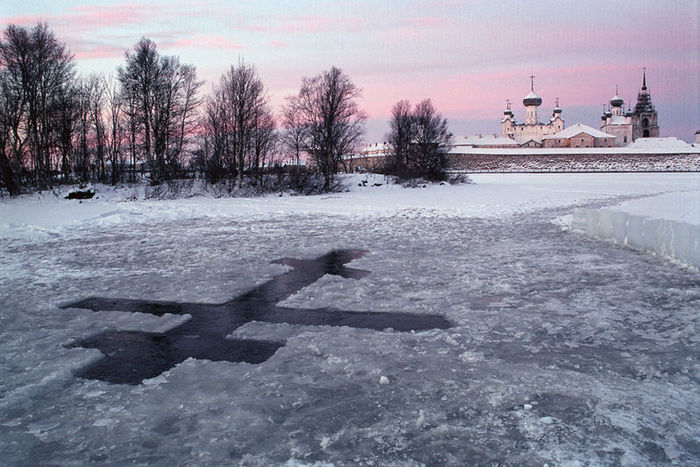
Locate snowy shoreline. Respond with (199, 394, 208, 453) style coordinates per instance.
(2, 172, 699, 237)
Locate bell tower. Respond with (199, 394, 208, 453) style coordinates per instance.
(631, 68, 659, 140)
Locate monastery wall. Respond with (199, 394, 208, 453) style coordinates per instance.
(446, 152, 700, 173)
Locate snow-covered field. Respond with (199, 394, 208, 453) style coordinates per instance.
(1, 173, 699, 465)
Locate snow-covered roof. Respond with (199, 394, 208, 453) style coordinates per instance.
(543, 123, 613, 140)
(628, 137, 693, 150)
(357, 142, 392, 156)
(519, 138, 542, 145)
(608, 116, 630, 125)
(453, 135, 519, 147)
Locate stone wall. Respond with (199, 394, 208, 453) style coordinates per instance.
(447, 152, 700, 172)
(344, 151, 700, 174)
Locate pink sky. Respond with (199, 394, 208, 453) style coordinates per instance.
(2, 0, 698, 141)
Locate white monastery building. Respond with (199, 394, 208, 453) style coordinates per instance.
(501, 70, 661, 148)
(500, 76, 564, 146)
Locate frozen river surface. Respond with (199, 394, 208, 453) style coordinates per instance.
(1, 175, 699, 465)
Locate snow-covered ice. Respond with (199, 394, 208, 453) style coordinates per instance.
(615, 191, 700, 225)
(1, 173, 699, 465)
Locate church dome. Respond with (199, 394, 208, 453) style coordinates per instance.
(610, 94, 624, 107)
(523, 90, 542, 107)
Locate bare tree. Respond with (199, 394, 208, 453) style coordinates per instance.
(279, 99, 306, 166)
(104, 75, 125, 184)
(84, 74, 107, 182)
(287, 67, 366, 189)
(73, 78, 94, 183)
(384, 99, 452, 181)
(172, 64, 202, 169)
(53, 82, 79, 181)
(410, 99, 452, 180)
(250, 105, 277, 185)
(150, 55, 176, 179)
(0, 22, 75, 189)
(384, 99, 415, 177)
(225, 62, 267, 188)
(118, 38, 158, 177)
(0, 68, 27, 195)
(118, 39, 202, 183)
(201, 87, 230, 183)
(122, 85, 142, 182)
(201, 61, 272, 188)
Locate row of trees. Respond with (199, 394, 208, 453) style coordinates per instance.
(118, 38, 203, 184)
(0, 26, 205, 195)
(0, 22, 453, 196)
(0, 23, 76, 194)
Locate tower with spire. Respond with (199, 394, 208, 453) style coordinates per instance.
(631, 68, 659, 140)
(501, 76, 564, 145)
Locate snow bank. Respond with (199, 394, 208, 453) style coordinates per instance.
(627, 137, 694, 150)
(572, 193, 700, 269)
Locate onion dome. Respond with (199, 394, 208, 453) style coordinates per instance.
(503, 108, 513, 117)
(610, 94, 624, 107)
(523, 90, 542, 107)
(552, 98, 562, 115)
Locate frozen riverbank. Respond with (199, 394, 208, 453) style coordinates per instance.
(2, 173, 699, 239)
(572, 191, 700, 269)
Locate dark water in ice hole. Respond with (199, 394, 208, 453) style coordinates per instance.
(62, 249, 452, 385)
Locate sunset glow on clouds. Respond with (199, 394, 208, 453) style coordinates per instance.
(1, 0, 698, 141)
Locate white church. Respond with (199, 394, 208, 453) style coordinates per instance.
(500, 76, 564, 146)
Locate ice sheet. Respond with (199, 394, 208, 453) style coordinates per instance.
(1, 173, 698, 464)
